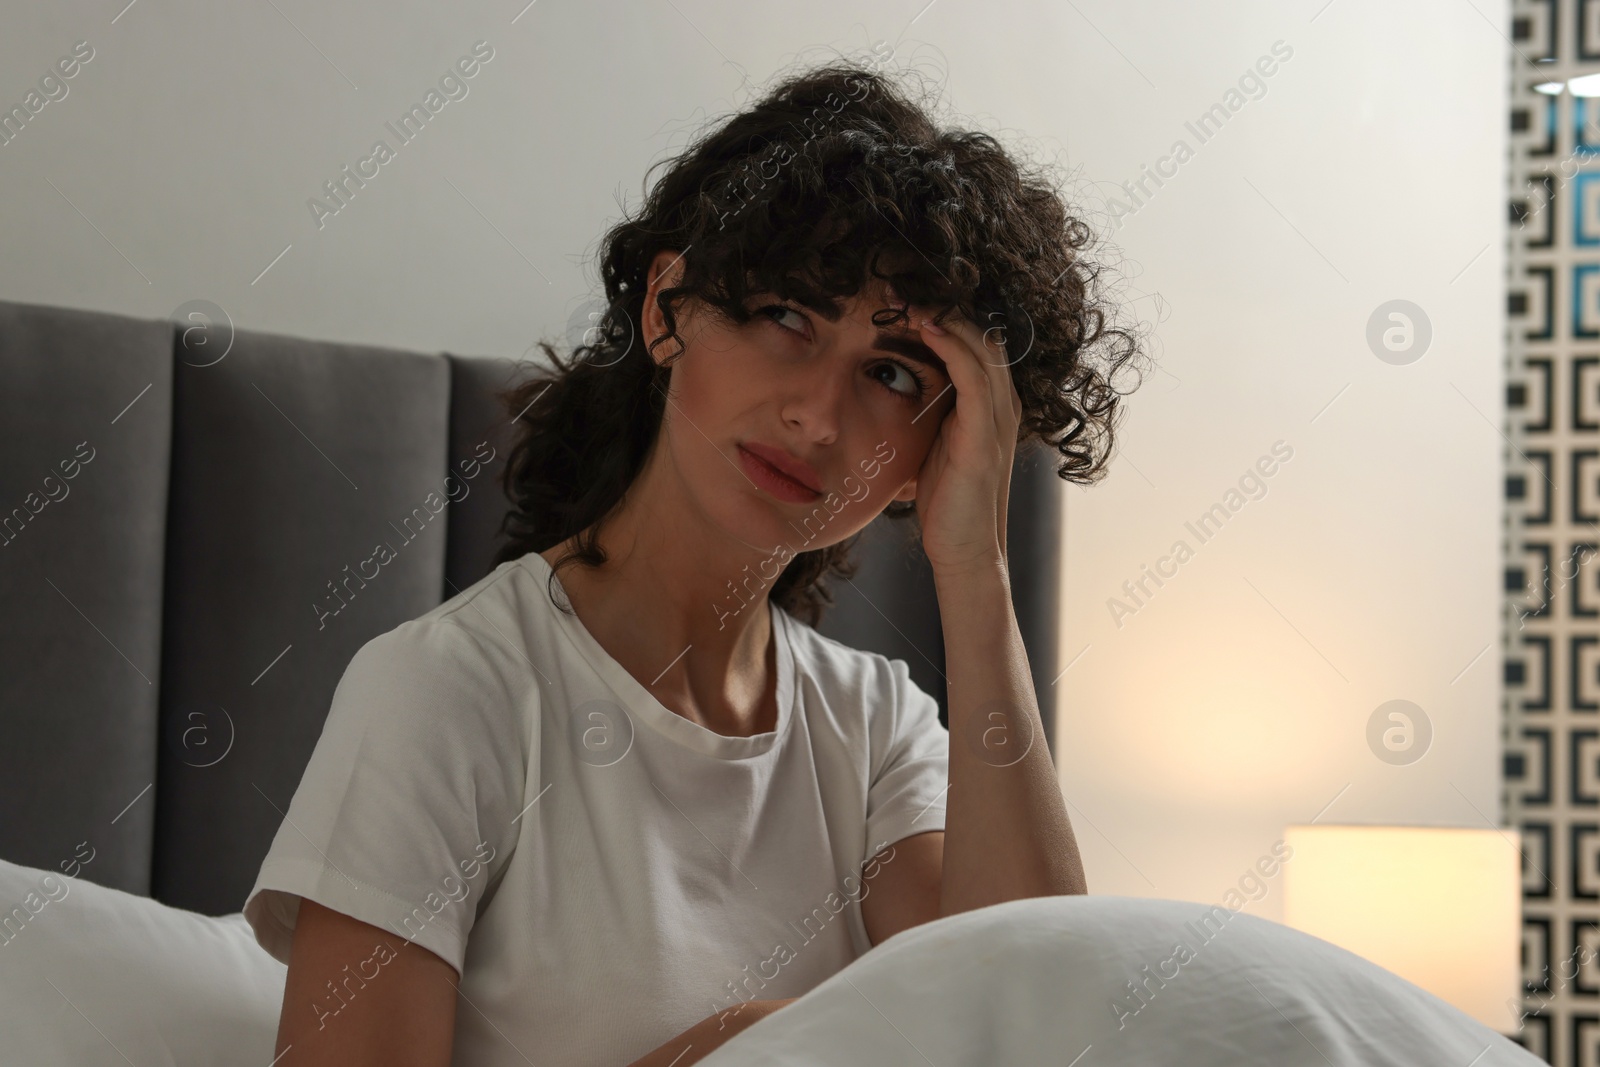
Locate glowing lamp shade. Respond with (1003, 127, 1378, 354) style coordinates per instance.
(1282, 825, 1520, 1033)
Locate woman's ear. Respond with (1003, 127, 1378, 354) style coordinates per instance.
(643, 249, 686, 368)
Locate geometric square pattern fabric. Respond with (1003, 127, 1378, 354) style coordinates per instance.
(1511, 2, 1600, 1062)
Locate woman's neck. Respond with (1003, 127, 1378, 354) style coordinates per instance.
(537, 513, 780, 739)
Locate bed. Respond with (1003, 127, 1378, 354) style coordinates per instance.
(0, 853, 1536, 1066)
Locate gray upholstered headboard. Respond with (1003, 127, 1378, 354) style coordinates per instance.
(0, 297, 1062, 916)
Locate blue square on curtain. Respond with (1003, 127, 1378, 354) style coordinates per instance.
(1578, 173, 1600, 245)
(1577, 96, 1600, 156)
(1576, 264, 1600, 338)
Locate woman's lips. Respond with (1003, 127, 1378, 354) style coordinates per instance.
(738, 445, 823, 503)
(740, 440, 822, 489)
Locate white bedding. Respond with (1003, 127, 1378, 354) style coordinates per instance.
(0, 856, 285, 1066)
(0, 854, 1537, 1066)
(701, 894, 1540, 1067)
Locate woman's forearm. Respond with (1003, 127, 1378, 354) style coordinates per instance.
(935, 558, 1088, 917)
(623, 998, 797, 1067)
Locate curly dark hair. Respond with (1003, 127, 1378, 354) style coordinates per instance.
(493, 53, 1144, 627)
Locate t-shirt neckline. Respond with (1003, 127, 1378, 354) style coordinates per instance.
(517, 551, 796, 760)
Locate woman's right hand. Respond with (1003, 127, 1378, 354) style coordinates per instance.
(624, 997, 799, 1067)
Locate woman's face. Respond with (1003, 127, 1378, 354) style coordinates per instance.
(640, 249, 959, 556)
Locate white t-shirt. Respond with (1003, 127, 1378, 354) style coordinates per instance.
(243, 549, 950, 1066)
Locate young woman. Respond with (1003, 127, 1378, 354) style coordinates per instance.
(245, 56, 1138, 1067)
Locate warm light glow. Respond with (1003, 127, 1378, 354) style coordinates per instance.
(1569, 73, 1600, 97)
(1282, 825, 1520, 1033)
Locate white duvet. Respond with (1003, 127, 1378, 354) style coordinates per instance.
(702, 894, 1539, 1067)
(0, 854, 1537, 1066)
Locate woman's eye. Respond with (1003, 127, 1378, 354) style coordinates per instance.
(875, 360, 930, 402)
(758, 304, 808, 336)
(757, 304, 928, 404)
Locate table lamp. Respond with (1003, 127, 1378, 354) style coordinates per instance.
(1281, 824, 1521, 1033)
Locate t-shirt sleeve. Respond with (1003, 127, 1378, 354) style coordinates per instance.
(242, 617, 529, 976)
(862, 655, 949, 868)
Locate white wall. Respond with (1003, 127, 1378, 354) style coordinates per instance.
(0, 0, 1505, 919)
(1052, 1, 1507, 919)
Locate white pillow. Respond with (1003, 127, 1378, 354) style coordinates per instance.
(0, 856, 286, 1066)
(701, 894, 1543, 1067)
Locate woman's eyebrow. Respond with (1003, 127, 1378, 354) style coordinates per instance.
(872, 331, 947, 374)
(772, 290, 948, 373)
